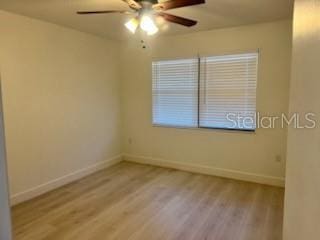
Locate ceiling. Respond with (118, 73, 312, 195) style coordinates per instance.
(0, 0, 294, 40)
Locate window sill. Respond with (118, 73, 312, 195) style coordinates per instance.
(152, 124, 256, 134)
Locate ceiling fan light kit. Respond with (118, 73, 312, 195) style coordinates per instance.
(125, 14, 159, 35)
(77, 0, 206, 36)
(140, 15, 159, 35)
(125, 17, 139, 33)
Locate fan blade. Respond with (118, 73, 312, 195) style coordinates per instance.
(157, 12, 197, 27)
(153, 0, 205, 10)
(77, 10, 130, 14)
(122, 0, 142, 10)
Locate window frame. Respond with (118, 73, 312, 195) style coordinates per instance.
(152, 51, 259, 133)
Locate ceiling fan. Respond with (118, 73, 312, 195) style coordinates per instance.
(77, 0, 205, 35)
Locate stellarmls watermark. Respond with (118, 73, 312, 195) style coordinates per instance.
(226, 112, 317, 129)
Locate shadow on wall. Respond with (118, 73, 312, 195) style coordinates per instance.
(0, 79, 12, 240)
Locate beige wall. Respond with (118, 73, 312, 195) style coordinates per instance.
(0, 11, 122, 200)
(284, 0, 320, 239)
(121, 20, 292, 185)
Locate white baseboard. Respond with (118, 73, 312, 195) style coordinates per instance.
(123, 154, 285, 187)
(10, 155, 123, 206)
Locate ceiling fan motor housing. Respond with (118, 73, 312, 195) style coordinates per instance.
(136, 0, 159, 4)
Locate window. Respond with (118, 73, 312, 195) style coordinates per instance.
(152, 58, 198, 127)
(152, 52, 258, 131)
(200, 53, 258, 130)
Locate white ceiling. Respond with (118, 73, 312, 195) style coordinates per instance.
(0, 0, 294, 40)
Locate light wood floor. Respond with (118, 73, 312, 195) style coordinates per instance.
(12, 162, 284, 240)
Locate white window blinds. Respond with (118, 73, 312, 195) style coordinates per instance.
(152, 58, 198, 127)
(152, 52, 258, 131)
(199, 53, 258, 130)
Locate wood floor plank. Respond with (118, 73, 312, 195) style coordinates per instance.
(61, 169, 193, 240)
(83, 171, 193, 240)
(13, 163, 131, 227)
(12, 162, 284, 240)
